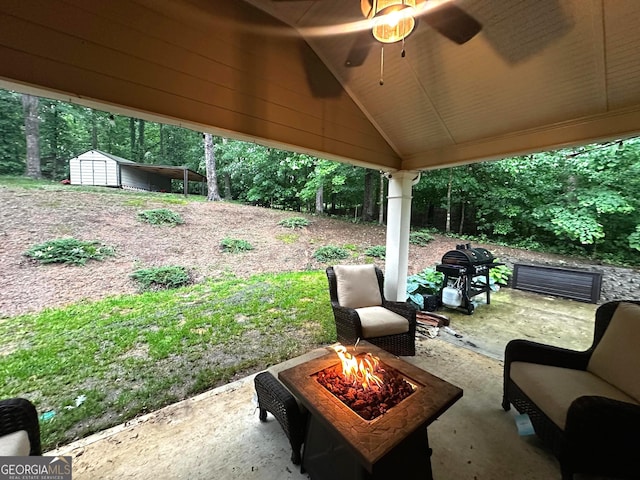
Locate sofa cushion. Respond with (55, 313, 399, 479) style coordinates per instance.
(0, 430, 31, 456)
(356, 306, 409, 338)
(510, 362, 638, 429)
(334, 265, 382, 309)
(587, 302, 640, 402)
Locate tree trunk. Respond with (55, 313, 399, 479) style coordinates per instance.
(21, 94, 41, 179)
(315, 184, 324, 214)
(137, 119, 145, 162)
(223, 173, 233, 200)
(91, 111, 99, 149)
(459, 201, 465, 234)
(159, 123, 166, 163)
(363, 169, 375, 221)
(130, 117, 136, 159)
(445, 169, 452, 233)
(204, 133, 221, 201)
(379, 172, 385, 225)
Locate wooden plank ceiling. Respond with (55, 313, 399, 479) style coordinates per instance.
(1, 0, 640, 171)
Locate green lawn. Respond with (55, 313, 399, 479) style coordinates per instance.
(0, 270, 335, 451)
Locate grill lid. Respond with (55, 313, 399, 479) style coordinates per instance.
(441, 244, 495, 266)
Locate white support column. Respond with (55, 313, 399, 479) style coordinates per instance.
(384, 170, 419, 301)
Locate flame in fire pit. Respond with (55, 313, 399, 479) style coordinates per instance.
(332, 345, 383, 389)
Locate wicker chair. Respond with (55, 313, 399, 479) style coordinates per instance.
(326, 265, 416, 356)
(502, 300, 640, 480)
(254, 347, 329, 467)
(0, 398, 42, 456)
(254, 371, 306, 465)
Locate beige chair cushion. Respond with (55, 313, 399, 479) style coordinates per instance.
(334, 265, 382, 309)
(356, 306, 409, 338)
(0, 430, 31, 456)
(587, 302, 640, 402)
(511, 362, 638, 429)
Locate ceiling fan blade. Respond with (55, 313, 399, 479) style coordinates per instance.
(345, 30, 375, 67)
(422, 3, 482, 45)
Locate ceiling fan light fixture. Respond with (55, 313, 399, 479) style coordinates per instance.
(371, 0, 417, 44)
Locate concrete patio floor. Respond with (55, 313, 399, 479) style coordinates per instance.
(48, 289, 604, 479)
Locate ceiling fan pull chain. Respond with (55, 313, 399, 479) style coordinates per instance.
(402, 37, 406, 58)
(379, 45, 384, 86)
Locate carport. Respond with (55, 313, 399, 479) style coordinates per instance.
(1, 0, 639, 298)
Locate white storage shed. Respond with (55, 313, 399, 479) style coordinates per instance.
(68, 150, 205, 194)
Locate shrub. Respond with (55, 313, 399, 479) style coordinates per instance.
(489, 263, 513, 286)
(278, 217, 310, 229)
(364, 245, 386, 259)
(406, 267, 444, 310)
(24, 238, 115, 265)
(137, 209, 184, 226)
(312, 245, 350, 263)
(221, 238, 254, 253)
(409, 229, 434, 246)
(130, 266, 191, 291)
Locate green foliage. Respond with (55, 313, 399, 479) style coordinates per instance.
(130, 266, 191, 291)
(0, 91, 25, 176)
(137, 208, 184, 226)
(406, 267, 444, 310)
(629, 225, 640, 251)
(364, 245, 386, 259)
(0, 270, 334, 450)
(276, 233, 299, 244)
(312, 245, 350, 263)
(221, 237, 254, 253)
(24, 238, 115, 265)
(489, 263, 513, 286)
(278, 216, 310, 229)
(409, 229, 435, 246)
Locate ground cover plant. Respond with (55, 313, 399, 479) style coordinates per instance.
(130, 266, 191, 291)
(312, 245, 350, 263)
(365, 245, 386, 259)
(221, 237, 254, 252)
(137, 208, 184, 226)
(410, 229, 435, 246)
(278, 217, 310, 229)
(24, 238, 115, 265)
(0, 270, 334, 451)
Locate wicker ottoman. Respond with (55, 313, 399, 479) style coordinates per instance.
(254, 347, 329, 465)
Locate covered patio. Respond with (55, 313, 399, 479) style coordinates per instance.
(1, 1, 639, 478)
(49, 337, 558, 480)
(44, 289, 599, 479)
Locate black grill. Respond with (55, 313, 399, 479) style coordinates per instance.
(436, 243, 502, 314)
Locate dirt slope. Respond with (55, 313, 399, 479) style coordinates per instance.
(1, 186, 638, 317)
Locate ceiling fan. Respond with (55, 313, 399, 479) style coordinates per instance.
(270, 0, 482, 67)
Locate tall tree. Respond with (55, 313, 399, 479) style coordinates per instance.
(0, 89, 26, 176)
(362, 169, 376, 221)
(204, 133, 221, 201)
(21, 94, 41, 179)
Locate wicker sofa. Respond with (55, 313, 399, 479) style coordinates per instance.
(502, 300, 640, 479)
(326, 265, 416, 357)
(0, 398, 41, 456)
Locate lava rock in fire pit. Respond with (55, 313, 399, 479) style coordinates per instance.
(315, 361, 415, 421)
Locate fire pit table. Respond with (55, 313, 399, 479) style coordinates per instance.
(278, 341, 463, 480)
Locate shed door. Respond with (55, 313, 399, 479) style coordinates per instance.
(80, 160, 107, 185)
